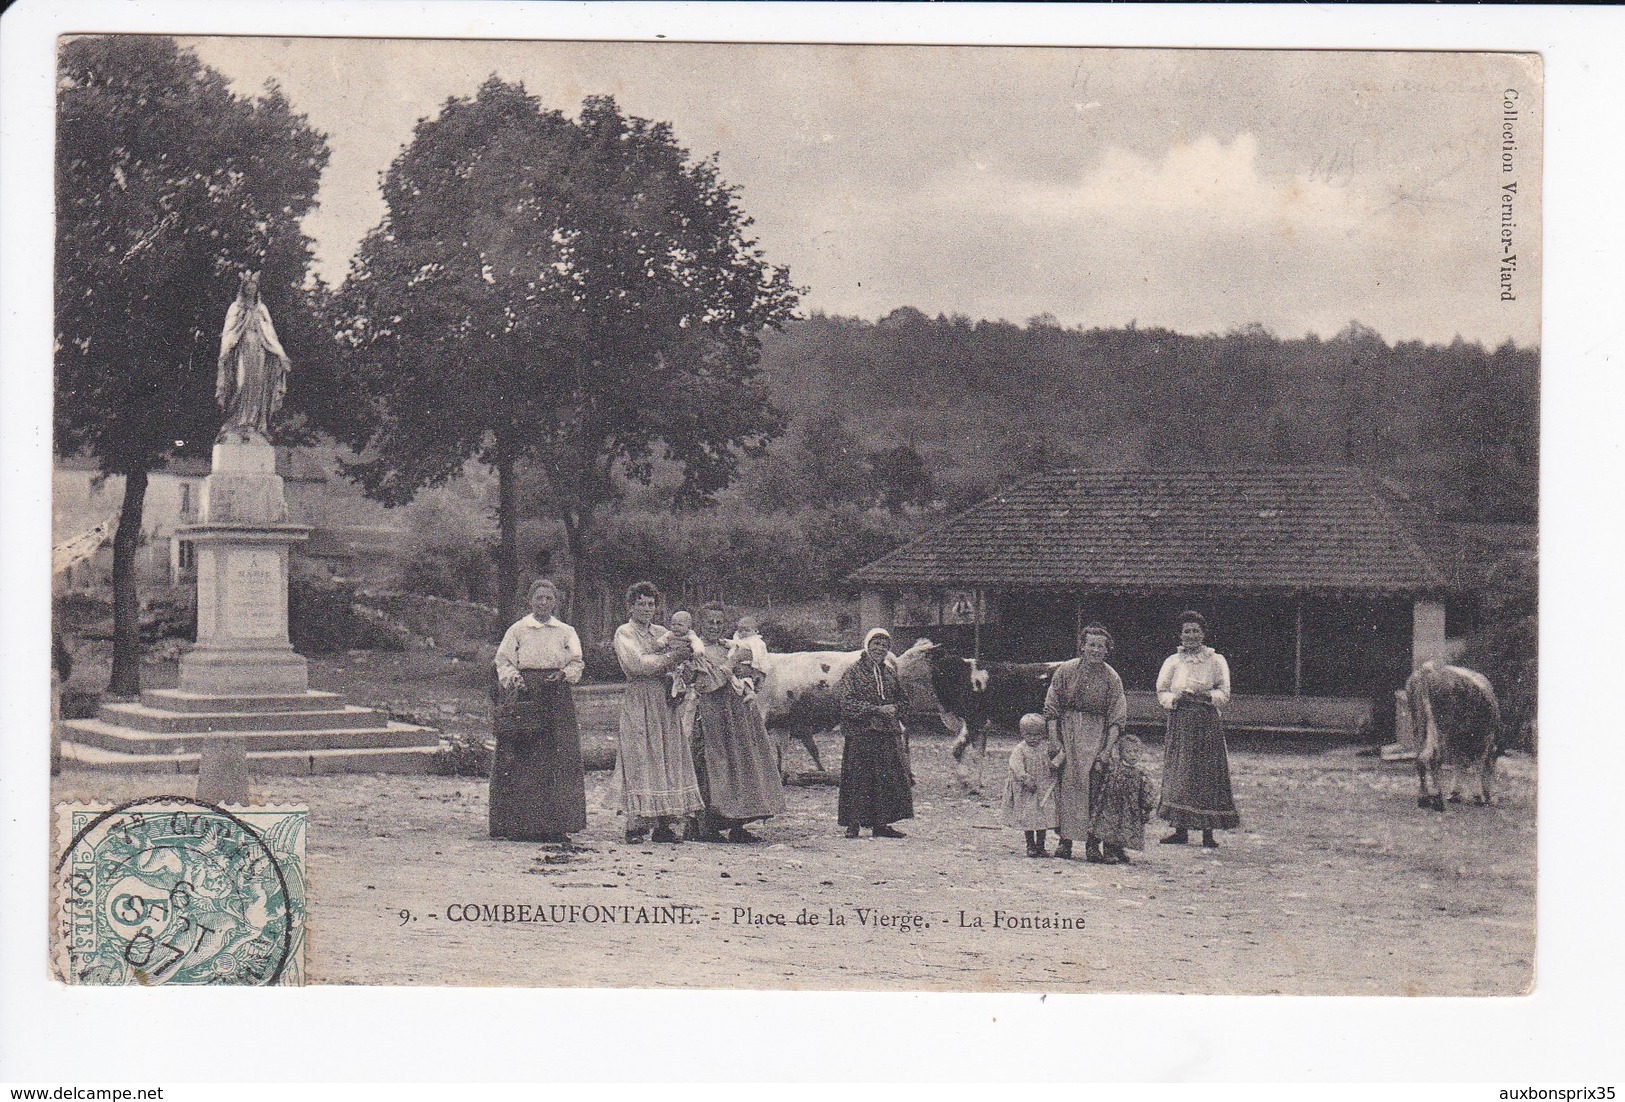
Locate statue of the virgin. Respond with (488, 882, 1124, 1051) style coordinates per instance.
(215, 270, 290, 443)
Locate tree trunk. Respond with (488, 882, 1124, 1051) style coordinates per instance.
(494, 440, 520, 624)
(560, 504, 603, 640)
(108, 468, 149, 698)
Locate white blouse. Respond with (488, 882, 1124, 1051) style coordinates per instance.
(494, 615, 584, 684)
(613, 622, 676, 679)
(1156, 646, 1232, 710)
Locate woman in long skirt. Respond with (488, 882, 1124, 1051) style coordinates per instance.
(1042, 622, 1129, 862)
(836, 628, 914, 838)
(1156, 610, 1240, 848)
(607, 581, 704, 843)
(490, 578, 587, 843)
(688, 603, 787, 842)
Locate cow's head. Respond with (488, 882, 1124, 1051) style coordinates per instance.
(924, 648, 976, 717)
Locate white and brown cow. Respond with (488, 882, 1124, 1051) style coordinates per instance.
(754, 641, 942, 778)
(1407, 661, 1502, 811)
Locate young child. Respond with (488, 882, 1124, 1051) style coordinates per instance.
(1089, 732, 1157, 864)
(728, 614, 770, 700)
(667, 611, 707, 658)
(672, 608, 754, 704)
(1002, 713, 1064, 857)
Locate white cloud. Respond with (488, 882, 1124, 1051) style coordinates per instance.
(924, 134, 1385, 240)
(794, 130, 1530, 344)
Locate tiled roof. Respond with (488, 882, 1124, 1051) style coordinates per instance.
(849, 467, 1449, 595)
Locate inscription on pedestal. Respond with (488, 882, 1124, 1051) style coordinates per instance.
(224, 548, 282, 639)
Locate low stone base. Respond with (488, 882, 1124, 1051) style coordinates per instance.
(178, 646, 309, 695)
(63, 685, 439, 775)
(143, 688, 345, 713)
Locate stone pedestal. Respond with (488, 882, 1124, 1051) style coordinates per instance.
(61, 439, 439, 778)
(178, 441, 309, 695)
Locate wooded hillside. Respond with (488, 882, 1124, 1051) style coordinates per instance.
(756, 310, 1538, 524)
(383, 309, 1537, 621)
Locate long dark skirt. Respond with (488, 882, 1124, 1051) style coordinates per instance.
(838, 727, 914, 828)
(693, 689, 786, 827)
(490, 671, 587, 840)
(1157, 700, 1240, 831)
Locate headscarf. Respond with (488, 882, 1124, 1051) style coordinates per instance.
(860, 628, 894, 701)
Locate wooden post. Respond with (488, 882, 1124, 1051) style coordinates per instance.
(972, 589, 982, 662)
(1412, 599, 1448, 669)
(1293, 598, 1304, 697)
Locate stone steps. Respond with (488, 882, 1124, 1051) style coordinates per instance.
(99, 700, 392, 733)
(141, 688, 345, 714)
(63, 716, 440, 755)
(60, 740, 445, 776)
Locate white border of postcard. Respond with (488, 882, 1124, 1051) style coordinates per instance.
(4, 0, 1623, 1084)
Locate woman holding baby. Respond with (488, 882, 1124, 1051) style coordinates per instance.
(684, 601, 786, 842)
(606, 581, 705, 843)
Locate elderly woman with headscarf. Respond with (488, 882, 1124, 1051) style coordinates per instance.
(607, 581, 704, 844)
(491, 578, 587, 844)
(836, 628, 914, 839)
(1043, 622, 1129, 862)
(1156, 610, 1240, 848)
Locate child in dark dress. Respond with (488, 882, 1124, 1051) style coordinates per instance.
(1089, 733, 1157, 864)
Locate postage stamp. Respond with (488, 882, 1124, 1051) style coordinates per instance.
(53, 799, 307, 986)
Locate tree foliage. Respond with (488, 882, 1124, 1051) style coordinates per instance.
(1459, 554, 1538, 752)
(757, 311, 1539, 523)
(55, 35, 329, 693)
(56, 36, 329, 469)
(332, 79, 800, 618)
(588, 500, 920, 606)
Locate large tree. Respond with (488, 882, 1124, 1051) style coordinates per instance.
(55, 36, 329, 695)
(334, 80, 800, 620)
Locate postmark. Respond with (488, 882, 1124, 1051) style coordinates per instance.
(53, 798, 307, 986)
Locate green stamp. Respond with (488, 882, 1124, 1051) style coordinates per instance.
(54, 799, 306, 986)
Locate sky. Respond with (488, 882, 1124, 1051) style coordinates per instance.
(184, 37, 1542, 346)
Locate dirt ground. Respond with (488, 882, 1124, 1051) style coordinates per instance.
(51, 646, 1536, 994)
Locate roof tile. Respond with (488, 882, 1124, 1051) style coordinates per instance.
(848, 467, 1449, 594)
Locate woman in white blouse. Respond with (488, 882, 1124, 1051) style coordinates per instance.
(606, 581, 704, 843)
(1154, 611, 1240, 848)
(490, 578, 587, 843)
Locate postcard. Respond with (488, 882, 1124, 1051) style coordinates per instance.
(39, 33, 1541, 997)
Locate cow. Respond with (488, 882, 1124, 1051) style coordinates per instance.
(1406, 661, 1502, 812)
(922, 649, 1062, 791)
(754, 650, 853, 775)
(753, 641, 941, 779)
